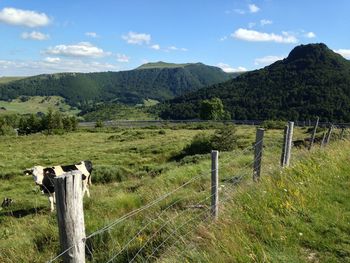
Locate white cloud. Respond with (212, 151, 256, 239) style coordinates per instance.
(85, 32, 98, 38)
(305, 32, 316, 38)
(167, 46, 188, 51)
(217, 63, 247, 73)
(21, 31, 49, 41)
(116, 53, 129, 62)
(0, 58, 119, 76)
(334, 49, 350, 59)
(260, 19, 272, 26)
(248, 4, 260, 13)
(248, 22, 256, 28)
(254, 55, 285, 66)
(46, 42, 111, 58)
(0, 7, 50, 27)
(219, 36, 228, 41)
(44, 57, 61, 63)
(151, 44, 161, 50)
(232, 28, 298, 44)
(122, 31, 151, 45)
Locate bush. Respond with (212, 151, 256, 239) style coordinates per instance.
(211, 126, 237, 151)
(95, 120, 104, 128)
(0, 124, 17, 136)
(179, 125, 238, 158)
(182, 133, 212, 156)
(92, 166, 129, 184)
(261, 120, 286, 129)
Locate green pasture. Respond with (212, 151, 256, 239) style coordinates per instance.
(0, 124, 347, 262)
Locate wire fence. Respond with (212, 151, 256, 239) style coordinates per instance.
(47, 122, 347, 263)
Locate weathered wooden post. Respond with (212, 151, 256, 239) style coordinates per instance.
(211, 150, 219, 220)
(308, 117, 319, 151)
(253, 128, 264, 181)
(54, 171, 86, 263)
(320, 131, 327, 148)
(281, 122, 294, 167)
(340, 128, 345, 140)
(325, 125, 333, 145)
(280, 125, 289, 167)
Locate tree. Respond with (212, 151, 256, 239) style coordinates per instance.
(199, 98, 229, 120)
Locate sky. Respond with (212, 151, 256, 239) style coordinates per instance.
(0, 0, 349, 76)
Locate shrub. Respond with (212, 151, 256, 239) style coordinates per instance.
(95, 120, 104, 128)
(211, 126, 237, 151)
(182, 133, 212, 156)
(261, 120, 286, 129)
(0, 124, 17, 136)
(178, 126, 238, 159)
(92, 166, 129, 184)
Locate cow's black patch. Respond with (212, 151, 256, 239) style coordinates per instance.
(61, 165, 78, 172)
(41, 171, 55, 193)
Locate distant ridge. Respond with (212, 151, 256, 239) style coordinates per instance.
(0, 62, 235, 107)
(136, 61, 193, 69)
(160, 43, 350, 122)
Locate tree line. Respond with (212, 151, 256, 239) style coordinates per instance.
(0, 109, 78, 136)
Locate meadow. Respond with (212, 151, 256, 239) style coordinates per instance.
(0, 96, 79, 116)
(0, 124, 347, 262)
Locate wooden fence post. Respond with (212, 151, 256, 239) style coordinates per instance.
(253, 128, 264, 181)
(325, 125, 333, 146)
(211, 150, 219, 220)
(308, 117, 319, 151)
(340, 128, 345, 140)
(320, 131, 327, 148)
(281, 122, 294, 167)
(280, 125, 289, 167)
(54, 171, 86, 263)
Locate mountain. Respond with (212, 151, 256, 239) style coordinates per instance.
(136, 61, 192, 69)
(160, 43, 350, 122)
(0, 62, 234, 107)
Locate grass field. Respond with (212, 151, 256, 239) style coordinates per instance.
(0, 124, 347, 262)
(0, 96, 80, 115)
(0, 76, 26, 84)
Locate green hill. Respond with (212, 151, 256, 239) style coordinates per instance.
(0, 76, 25, 84)
(0, 63, 234, 108)
(160, 43, 350, 122)
(136, 61, 192, 69)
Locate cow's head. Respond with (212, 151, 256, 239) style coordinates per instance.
(24, 166, 44, 185)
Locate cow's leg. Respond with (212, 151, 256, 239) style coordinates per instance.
(48, 195, 55, 212)
(82, 180, 90, 198)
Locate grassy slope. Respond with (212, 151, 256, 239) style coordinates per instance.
(0, 77, 25, 84)
(81, 103, 158, 121)
(0, 96, 80, 115)
(0, 125, 345, 262)
(162, 141, 350, 262)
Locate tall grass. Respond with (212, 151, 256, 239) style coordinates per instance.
(0, 125, 344, 262)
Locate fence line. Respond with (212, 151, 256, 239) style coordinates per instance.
(49, 121, 347, 262)
(48, 141, 259, 262)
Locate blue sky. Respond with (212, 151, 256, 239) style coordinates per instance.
(0, 0, 349, 76)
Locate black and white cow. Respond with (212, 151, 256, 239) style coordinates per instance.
(24, 160, 93, 212)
